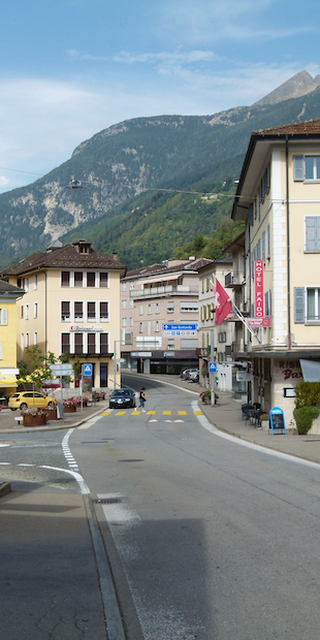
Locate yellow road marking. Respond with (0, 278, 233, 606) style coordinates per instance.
(163, 411, 171, 415)
(178, 411, 187, 415)
(116, 411, 126, 416)
(100, 411, 112, 416)
(131, 411, 141, 415)
(193, 410, 202, 415)
(147, 410, 156, 414)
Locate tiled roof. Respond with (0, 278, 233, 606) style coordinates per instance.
(0, 280, 24, 294)
(125, 258, 213, 280)
(0, 243, 127, 276)
(253, 118, 320, 137)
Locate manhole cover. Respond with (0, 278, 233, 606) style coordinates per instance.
(118, 459, 144, 463)
(94, 498, 122, 504)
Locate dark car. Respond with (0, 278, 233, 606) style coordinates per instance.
(109, 388, 136, 409)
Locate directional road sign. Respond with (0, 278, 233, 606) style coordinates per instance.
(82, 363, 93, 377)
(162, 323, 198, 337)
(49, 363, 73, 376)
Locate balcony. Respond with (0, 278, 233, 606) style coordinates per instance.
(225, 272, 245, 288)
(131, 284, 199, 299)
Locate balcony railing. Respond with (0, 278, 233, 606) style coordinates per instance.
(131, 284, 199, 299)
(225, 272, 245, 288)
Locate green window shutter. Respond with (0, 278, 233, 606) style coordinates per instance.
(294, 287, 305, 323)
(293, 155, 304, 181)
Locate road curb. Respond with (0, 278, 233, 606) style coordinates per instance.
(0, 481, 11, 497)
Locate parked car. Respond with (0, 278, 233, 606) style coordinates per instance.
(180, 369, 193, 379)
(186, 369, 200, 383)
(109, 388, 136, 409)
(9, 391, 55, 411)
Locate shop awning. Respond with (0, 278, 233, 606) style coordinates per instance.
(0, 372, 18, 387)
(300, 359, 320, 382)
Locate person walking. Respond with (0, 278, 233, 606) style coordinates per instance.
(137, 387, 146, 412)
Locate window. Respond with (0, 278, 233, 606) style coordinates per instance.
(147, 304, 152, 315)
(34, 331, 38, 345)
(61, 301, 71, 321)
(294, 155, 320, 181)
(61, 271, 70, 287)
(25, 278, 29, 292)
(100, 333, 109, 354)
(294, 287, 320, 323)
(267, 224, 271, 258)
(218, 332, 226, 343)
(122, 282, 127, 291)
(154, 321, 160, 332)
(75, 333, 83, 354)
(34, 275, 38, 290)
(130, 282, 135, 290)
(139, 322, 144, 333)
(125, 332, 133, 345)
(87, 302, 96, 321)
(122, 299, 127, 309)
(25, 304, 29, 320)
(262, 231, 266, 262)
(130, 299, 134, 309)
(88, 333, 95, 354)
(0, 308, 8, 325)
(264, 290, 272, 317)
(87, 272, 95, 287)
(139, 304, 143, 316)
(74, 301, 83, 320)
(61, 333, 70, 354)
(130, 317, 133, 327)
(25, 332, 29, 348)
(34, 302, 38, 319)
(74, 272, 83, 287)
(20, 306, 23, 319)
(180, 301, 199, 312)
(305, 216, 320, 251)
(167, 301, 174, 313)
(100, 272, 108, 288)
(122, 318, 127, 327)
(100, 302, 109, 321)
(167, 338, 175, 349)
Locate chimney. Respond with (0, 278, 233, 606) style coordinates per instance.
(113, 252, 118, 261)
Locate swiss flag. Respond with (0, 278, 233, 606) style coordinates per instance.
(215, 278, 233, 325)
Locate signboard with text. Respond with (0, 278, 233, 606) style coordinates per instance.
(254, 260, 264, 318)
(162, 323, 197, 337)
(248, 317, 271, 327)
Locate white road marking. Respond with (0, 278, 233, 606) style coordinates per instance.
(79, 416, 103, 429)
(0, 444, 10, 448)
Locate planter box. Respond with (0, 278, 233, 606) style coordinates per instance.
(46, 408, 58, 420)
(63, 406, 77, 413)
(23, 414, 47, 427)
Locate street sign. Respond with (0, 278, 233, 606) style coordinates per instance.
(49, 364, 73, 376)
(209, 362, 217, 373)
(162, 323, 197, 337)
(82, 364, 93, 377)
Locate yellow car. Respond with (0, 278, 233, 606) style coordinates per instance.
(8, 391, 55, 411)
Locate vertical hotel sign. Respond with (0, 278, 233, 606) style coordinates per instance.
(254, 261, 264, 317)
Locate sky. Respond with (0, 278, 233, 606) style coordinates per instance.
(0, 0, 319, 194)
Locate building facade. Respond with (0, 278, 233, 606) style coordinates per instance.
(231, 119, 320, 426)
(0, 280, 25, 397)
(120, 258, 211, 374)
(0, 241, 126, 390)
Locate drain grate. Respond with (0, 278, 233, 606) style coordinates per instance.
(94, 498, 122, 505)
(118, 459, 144, 463)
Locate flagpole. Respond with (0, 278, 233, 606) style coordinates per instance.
(210, 329, 215, 406)
(232, 301, 262, 345)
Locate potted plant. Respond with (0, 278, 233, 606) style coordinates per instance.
(45, 403, 58, 420)
(22, 408, 47, 427)
(63, 400, 77, 413)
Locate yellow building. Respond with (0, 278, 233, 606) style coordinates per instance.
(0, 280, 25, 398)
(0, 240, 126, 391)
(231, 119, 320, 426)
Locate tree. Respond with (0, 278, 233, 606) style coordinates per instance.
(17, 346, 57, 390)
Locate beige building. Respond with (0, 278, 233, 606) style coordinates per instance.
(231, 119, 320, 427)
(120, 258, 212, 374)
(0, 280, 25, 398)
(0, 240, 126, 390)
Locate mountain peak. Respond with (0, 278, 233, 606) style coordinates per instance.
(253, 70, 320, 107)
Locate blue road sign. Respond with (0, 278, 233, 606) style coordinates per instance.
(209, 362, 217, 373)
(83, 364, 93, 377)
(162, 323, 197, 331)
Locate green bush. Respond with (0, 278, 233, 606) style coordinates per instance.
(293, 406, 320, 435)
(295, 381, 320, 409)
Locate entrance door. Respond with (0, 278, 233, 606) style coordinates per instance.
(100, 363, 108, 388)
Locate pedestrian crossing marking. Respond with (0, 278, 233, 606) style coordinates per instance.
(193, 410, 203, 415)
(131, 411, 141, 415)
(178, 411, 187, 415)
(116, 411, 126, 416)
(163, 411, 171, 415)
(100, 412, 112, 416)
(147, 410, 156, 414)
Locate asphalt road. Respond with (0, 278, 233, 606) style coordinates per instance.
(69, 374, 320, 640)
(2, 375, 320, 639)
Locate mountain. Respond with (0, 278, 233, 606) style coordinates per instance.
(1, 71, 320, 270)
(253, 70, 320, 106)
